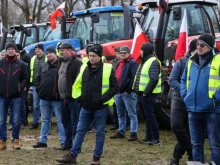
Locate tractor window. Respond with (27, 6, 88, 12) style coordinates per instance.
(39, 26, 45, 41)
(93, 12, 127, 44)
(164, 4, 220, 43)
(72, 16, 91, 48)
(13, 31, 22, 44)
(23, 28, 37, 46)
(43, 24, 62, 41)
(204, 5, 220, 33)
(142, 7, 160, 41)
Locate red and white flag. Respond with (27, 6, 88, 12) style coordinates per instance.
(131, 22, 148, 61)
(50, 2, 65, 30)
(174, 9, 188, 61)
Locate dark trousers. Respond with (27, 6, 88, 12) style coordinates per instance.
(171, 89, 192, 159)
(138, 94, 159, 140)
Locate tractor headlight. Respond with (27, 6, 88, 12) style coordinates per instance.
(165, 59, 169, 67)
(171, 60, 175, 67)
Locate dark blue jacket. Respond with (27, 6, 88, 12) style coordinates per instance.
(180, 51, 220, 113)
(117, 58, 138, 93)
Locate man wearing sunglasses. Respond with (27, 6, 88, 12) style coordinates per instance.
(110, 46, 139, 141)
(180, 33, 220, 165)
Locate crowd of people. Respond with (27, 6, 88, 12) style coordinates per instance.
(0, 33, 219, 165)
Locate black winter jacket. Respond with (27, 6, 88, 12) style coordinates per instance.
(81, 61, 119, 111)
(56, 56, 82, 101)
(117, 58, 138, 93)
(36, 59, 59, 101)
(0, 55, 29, 98)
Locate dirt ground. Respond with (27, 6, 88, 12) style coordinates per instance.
(0, 120, 211, 165)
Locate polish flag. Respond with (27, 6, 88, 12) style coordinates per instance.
(131, 22, 148, 61)
(0, 22, 3, 35)
(50, 2, 65, 30)
(174, 9, 188, 61)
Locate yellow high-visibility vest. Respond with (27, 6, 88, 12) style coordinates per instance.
(30, 55, 47, 82)
(186, 54, 220, 98)
(82, 56, 106, 64)
(56, 42, 61, 57)
(72, 63, 114, 106)
(133, 57, 161, 93)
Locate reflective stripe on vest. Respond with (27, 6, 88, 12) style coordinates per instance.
(186, 54, 220, 98)
(56, 42, 61, 57)
(30, 55, 47, 82)
(72, 63, 114, 106)
(133, 57, 162, 93)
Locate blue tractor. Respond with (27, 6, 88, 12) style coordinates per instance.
(24, 5, 135, 57)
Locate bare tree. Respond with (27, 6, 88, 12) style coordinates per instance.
(11, 0, 51, 23)
(81, 0, 96, 9)
(1, 0, 8, 28)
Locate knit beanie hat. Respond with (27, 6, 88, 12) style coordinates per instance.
(198, 34, 215, 49)
(86, 44, 94, 54)
(58, 42, 73, 50)
(45, 45, 56, 54)
(120, 46, 130, 54)
(35, 44, 44, 51)
(88, 44, 103, 57)
(6, 42, 17, 50)
(189, 39, 197, 52)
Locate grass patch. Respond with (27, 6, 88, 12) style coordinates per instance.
(0, 118, 211, 165)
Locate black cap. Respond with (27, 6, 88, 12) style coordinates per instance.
(58, 42, 73, 50)
(35, 44, 44, 51)
(198, 34, 215, 49)
(189, 39, 197, 52)
(45, 45, 56, 54)
(88, 44, 103, 57)
(120, 46, 130, 54)
(6, 42, 17, 50)
(114, 46, 121, 53)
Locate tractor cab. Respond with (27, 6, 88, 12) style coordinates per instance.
(72, 5, 135, 60)
(9, 23, 46, 48)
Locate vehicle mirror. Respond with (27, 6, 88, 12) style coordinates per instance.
(173, 6, 181, 20)
(91, 12, 100, 23)
(25, 28, 32, 36)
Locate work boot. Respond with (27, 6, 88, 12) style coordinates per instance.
(90, 156, 100, 165)
(0, 140, 7, 150)
(110, 132, 125, 139)
(56, 153, 77, 164)
(138, 138, 151, 144)
(29, 123, 38, 129)
(13, 139, 22, 150)
(170, 157, 179, 165)
(33, 142, 47, 148)
(149, 139, 160, 145)
(128, 132, 137, 141)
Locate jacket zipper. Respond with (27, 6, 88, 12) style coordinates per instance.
(193, 62, 200, 112)
(7, 63, 11, 98)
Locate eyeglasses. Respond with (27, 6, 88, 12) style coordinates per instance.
(120, 52, 127, 55)
(196, 43, 205, 48)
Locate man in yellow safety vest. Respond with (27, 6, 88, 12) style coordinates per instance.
(56, 44, 119, 165)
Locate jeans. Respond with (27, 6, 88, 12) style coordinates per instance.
(188, 112, 220, 165)
(61, 99, 80, 148)
(137, 94, 159, 140)
(32, 86, 40, 124)
(114, 92, 138, 135)
(0, 97, 21, 141)
(21, 89, 28, 125)
(70, 107, 108, 158)
(171, 89, 192, 159)
(39, 99, 65, 145)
